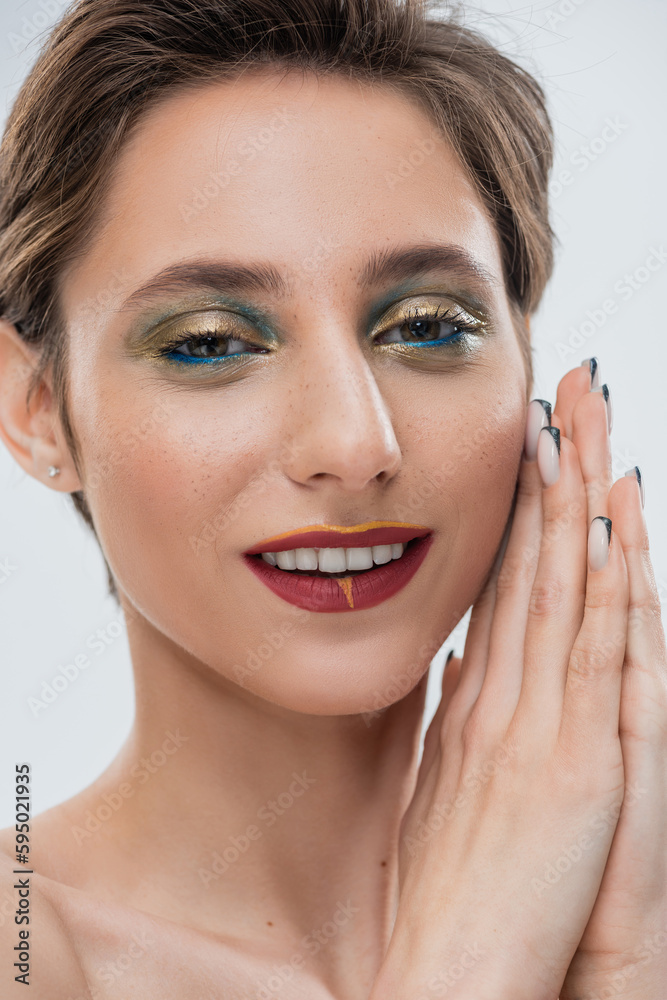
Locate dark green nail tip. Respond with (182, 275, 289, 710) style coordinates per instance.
(581, 357, 599, 384)
(544, 424, 560, 454)
(533, 399, 552, 424)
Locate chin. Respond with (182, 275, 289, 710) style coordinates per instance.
(221, 618, 442, 717)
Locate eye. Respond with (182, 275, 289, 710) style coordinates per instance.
(158, 331, 271, 365)
(374, 302, 481, 347)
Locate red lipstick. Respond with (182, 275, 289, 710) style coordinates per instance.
(243, 521, 431, 554)
(242, 521, 433, 613)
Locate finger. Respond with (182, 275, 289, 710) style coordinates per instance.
(559, 515, 629, 748)
(450, 494, 515, 721)
(441, 650, 463, 705)
(517, 427, 588, 732)
(570, 381, 613, 524)
(553, 357, 601, 441)
(472, 452, 543, 730)
(416, 653, 463, 795)
(608, 470, 667, 739)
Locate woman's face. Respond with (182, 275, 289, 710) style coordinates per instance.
(58, 68, 529, 714)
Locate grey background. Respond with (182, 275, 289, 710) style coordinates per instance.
(1, 0, 666, 824)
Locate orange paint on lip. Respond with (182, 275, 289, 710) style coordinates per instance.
(256, 521, 430, 546)
(336, 577, 355, 609)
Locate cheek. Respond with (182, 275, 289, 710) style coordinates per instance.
(408, 375, 525, 499)
(76, 386, 275, 609)
(405, 376, 525, 586)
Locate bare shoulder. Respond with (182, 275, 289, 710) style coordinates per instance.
(0, 842, 91, 999)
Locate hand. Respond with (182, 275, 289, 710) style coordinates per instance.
(553, 361, 667, 1000)
(370, 369, 630, 1000)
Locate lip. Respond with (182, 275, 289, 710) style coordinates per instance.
(243, 521, 432, 555)
(242, 532, 434, 612)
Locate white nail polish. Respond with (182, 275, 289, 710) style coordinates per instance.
(537, 425, 560, 487)
(588, 516, 611, 572)
(592, 383, 613, 434)
(624, 466, 645, 509)
(524, 399, 552, 461)
(580, 357, 601, 389)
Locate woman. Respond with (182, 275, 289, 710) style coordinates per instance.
(0, 0, 665, 996)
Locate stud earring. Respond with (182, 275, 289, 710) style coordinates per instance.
(47, 465, 61, 478)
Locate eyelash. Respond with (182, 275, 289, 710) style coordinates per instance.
(375, 303, 480, 348)
(156, 304, 480, 366)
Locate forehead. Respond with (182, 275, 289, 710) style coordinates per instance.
(61, 68, 504, 317)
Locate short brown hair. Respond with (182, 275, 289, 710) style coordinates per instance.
(0, 0, 555, 602)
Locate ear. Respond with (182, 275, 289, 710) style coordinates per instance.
(0, 320, 82, 492)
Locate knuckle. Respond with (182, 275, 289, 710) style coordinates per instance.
(628, 589, 663, 620)
(585, 581, 622, 611)
(495, 547, 538, 598)
(542, 499, 584, 544)
(528, 577, 568, 619)
(554, 739, 624, 800)
(568, 639, 617, 683)
(621, 532, 651, 557)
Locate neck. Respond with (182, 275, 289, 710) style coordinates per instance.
(64, 599, 430, 995)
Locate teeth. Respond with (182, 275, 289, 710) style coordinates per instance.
(318, 547, 347, 573)
(345, 546, 374, 571)
(295, 547, 318, 571)
(275, 549, 296, 570)
(260, 542, 406, 571)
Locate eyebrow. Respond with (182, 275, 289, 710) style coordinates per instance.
(119, 242, 501, 314)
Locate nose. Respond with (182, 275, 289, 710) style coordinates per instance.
(283, 333, 402, 493)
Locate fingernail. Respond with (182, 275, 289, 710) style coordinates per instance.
(537, 425, 560, 487)
(588, 516, 612, 572)
(592, 383, 613, 434)
(524, 398, 552, 461)
(624, 465, 645, 508)
(445, 648, 454, 665)
(580, 357, 601, 389)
